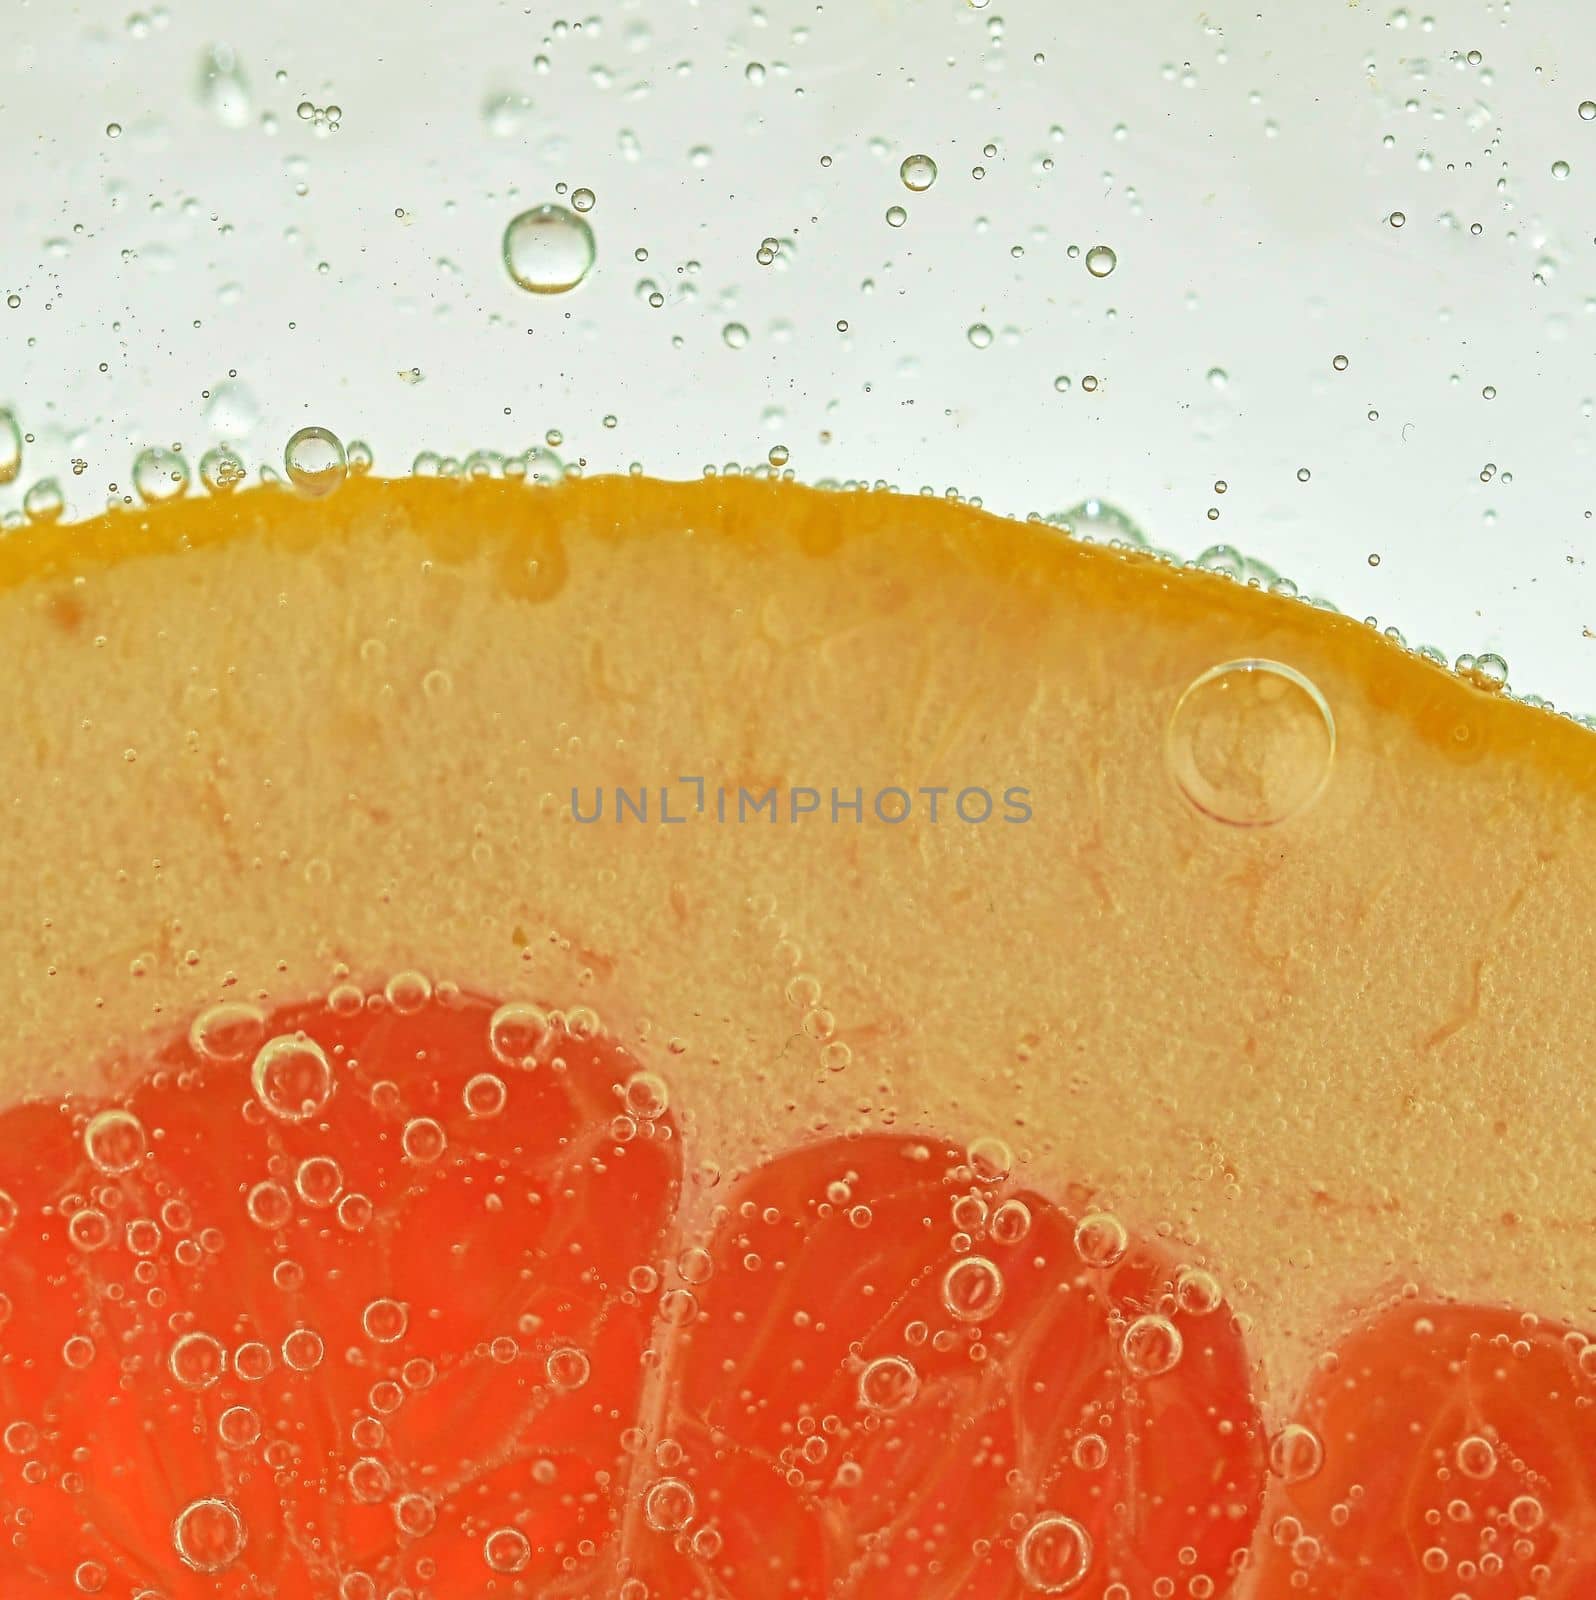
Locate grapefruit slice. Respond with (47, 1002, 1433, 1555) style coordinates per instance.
(0, 992, 682, 1596)
(1252, 1302, 1596, 1597)
(639, 1133, 1263, 1598)
(0, 472, 1592, 1595)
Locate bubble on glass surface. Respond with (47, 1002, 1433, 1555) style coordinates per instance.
(571, 186, 596, 213)
(1121, 1313, 1183, 1378)
(885, 204, 907, 227)
(172, 1497, 246, 1573)
(1551, 159, 1571, 180)
(22, 478, 64, 524)
(284, 426, 347, 498)
(482, 90, 534, 137)
(857, 1354, 920, 1413)
(1047, 498, 1146, 547)
(941, 1254, 1004, 1321)
(1206, 366, 1228, 389)
(1016, 1512, 1092, 1593)
(967, 322, 993, 348)
(198, 444, 246, 493)
(1269, 1422, 1325, 1483)
(0, 409, 20, 484)
(483, 1527, 531, 1574)
(722, 322, 750, 349)
(1389, 210, 1406, 227)
(204, 380, 258, 437)
(503, 203, 596, 294)
(84, 1108, 145, 1174)
(197, 45, 250, 128)
(105, 122, 122, 139)
(1166, 659, 1336, 827)
(251, 1032, 333, 1122)
(132, 445, 190, 503)
(900, 152, 938, 191)
(1084, 244, 1118, 278)
(1073, 1211, 1128, 1266)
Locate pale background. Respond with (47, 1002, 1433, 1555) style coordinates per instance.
(2, 0, 1592, 713)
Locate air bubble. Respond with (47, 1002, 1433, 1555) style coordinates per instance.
(644, 1477, 696, 1531)
(1581, 101, 1596, 121)
(1084, 244, 1118, 278)
(401, 1117, 447, 1163)
(886, 204, 907, 227)
(393, 1491, 437, 1537)
(1121, 1314, 1183, 1378)
(282, 1327, 325, 1372)
(504, 204, 596, 294)
(941, 1255, 1005, 1322)
(968, 1135, 1013, 1182)
(295, 1155, 343, 1206)
(363, 1298, 409, 1343)
(1456, 1434, 1497, 1478)
(198, 45, 251, 129)
(546, 1346, 592, 1389)
(83, 1108, 145, 1174)
(252, 1033, 333, 1121)
(169, 1331, 227, 1389)
(23, 479, 65, 523)
(199, 445, 246, 494)
(1269, 1423, 1324, 1482)
(858, 1354, 920, 1413)
(1073, 1211, 1128, 1267)
(172, 1497, 246, 1573)
(900, 153, 938, 191)
(464, 1072, 508, 1117)
(625, 1070, 670, 1120)
(489, 1001, 550, 1066)
(284, 426, 347, 498)
(967, 322, 994, 348)
(1174, 1265, 1224, 1315)
(1166, 659, 1336, 827)
(1016, 1512, 1092, 1593)
(484, 1527, 531, 1573)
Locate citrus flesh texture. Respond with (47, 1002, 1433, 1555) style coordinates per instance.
(0, 475, 1591, 1596)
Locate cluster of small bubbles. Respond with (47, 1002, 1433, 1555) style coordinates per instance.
(199, 445, 247, 493)
(171, 1497, 246, 1573)
(284, 426, 347, 498)
(483, 1527, 531, 1573)
(1084, 244, 1118, 278)
(132, 445, 190, 503)
(1073, 1211, 1128, 1267)
(251, 1032, 333, 1122)
(900, 153, 938, 191)
(1269, 1422, 1325, 1482)
(294, 99, 343, 135)
(0, 409, 21, 483)
(941, 1254, 1005, 1322)
(644, 1477, 696, 1532)
(1121, 1313, 1184, 1378)
(504, 204, 596, 294)
(1016, 1512, 1093, 1593)
(858, 1353, 920, 1412)
(84, 1108, 145, 1174)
